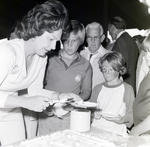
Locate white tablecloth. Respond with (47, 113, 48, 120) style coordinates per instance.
(87, 127, 150, 147)
(3, 127, 150, 147)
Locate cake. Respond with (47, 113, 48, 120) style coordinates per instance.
(6, 130, 118, 147)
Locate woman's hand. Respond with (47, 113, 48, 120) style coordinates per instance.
(103, 115, 124, 124)
(21, 96, 50, 112)
(94, 110, 102, 120)
(59, 93, 83, 102)
(129, 127, 138, 136)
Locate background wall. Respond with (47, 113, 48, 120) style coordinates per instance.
(0, 0, 150, 39)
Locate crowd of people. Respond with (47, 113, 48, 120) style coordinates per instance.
(0, 0, 150, 146)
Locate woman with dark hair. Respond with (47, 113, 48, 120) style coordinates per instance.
(0, 0, 69, 145)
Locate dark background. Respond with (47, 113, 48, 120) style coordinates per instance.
(0, 0, 150, 39)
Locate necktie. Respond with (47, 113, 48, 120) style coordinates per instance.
(89, 54, 93, 61)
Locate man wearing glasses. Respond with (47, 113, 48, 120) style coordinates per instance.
(80, 22, 108, 88)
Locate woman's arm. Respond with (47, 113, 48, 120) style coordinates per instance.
(28, 57, 56, 98)
(0, 45, 17, 107)
(5, 94, 49, 112)
(0, 44, 58, 111)
(130, 115, 150, 136)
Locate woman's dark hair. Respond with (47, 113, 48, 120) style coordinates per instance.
(9, 0, 69, 40)
(99, 51, 127, 76)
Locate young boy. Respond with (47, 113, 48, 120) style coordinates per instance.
(90, 51, 134, 136)
(39, 20, 92, 135)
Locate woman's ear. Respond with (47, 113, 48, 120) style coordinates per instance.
(100, 34, 105, 43)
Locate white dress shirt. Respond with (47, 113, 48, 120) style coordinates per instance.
(80, 45, 109, 88)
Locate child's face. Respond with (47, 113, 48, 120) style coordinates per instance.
(63, 33, 81, 56)
(101, 61, 119, 82)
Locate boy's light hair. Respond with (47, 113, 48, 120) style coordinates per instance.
(86, 22, 104, 36)
(62, 20, 85, 45)
(71, 20, 85, 45)
(75, 23, 85, 45)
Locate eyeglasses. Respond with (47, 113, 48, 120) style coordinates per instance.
(87, 35, 101, 42)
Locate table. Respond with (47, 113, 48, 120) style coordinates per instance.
(88, 127, 150, 147)
(2, 127, 150, 147)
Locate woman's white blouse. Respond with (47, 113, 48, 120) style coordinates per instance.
(0, 39, 54, 107)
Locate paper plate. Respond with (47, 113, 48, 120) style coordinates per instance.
(72, 101, 98, 108)
(53, 103, 69, 116)
(101, 111, 119, 118)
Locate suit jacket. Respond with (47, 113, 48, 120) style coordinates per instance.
(112, 32, 139, 94)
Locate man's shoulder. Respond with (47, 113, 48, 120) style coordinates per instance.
(79, 54, 91, 65)
(80, 47, 89, 55)
(117, 32, 139, 50)
(99, 45, 109, 54)
(118, 32, 132, 41)
(80, 47, 90, 60)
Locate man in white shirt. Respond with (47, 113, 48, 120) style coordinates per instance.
(80, 22, 108, 88)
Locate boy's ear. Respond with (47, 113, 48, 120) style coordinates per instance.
(101, 34, 105, 43)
